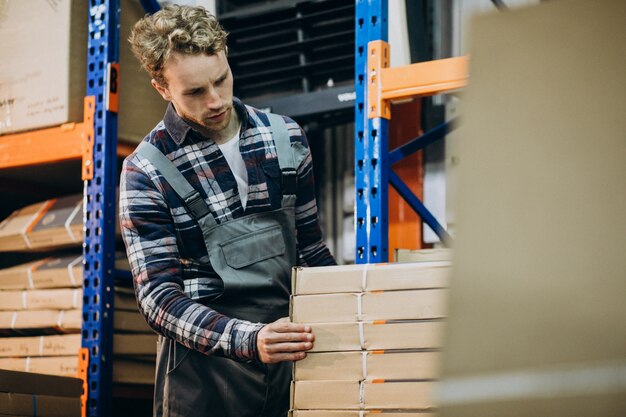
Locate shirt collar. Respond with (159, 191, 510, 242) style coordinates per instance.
(163, 97, 249, 146)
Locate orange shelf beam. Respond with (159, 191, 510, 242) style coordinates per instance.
(0, 97, 95, 178)
(368, 40, 469, 119)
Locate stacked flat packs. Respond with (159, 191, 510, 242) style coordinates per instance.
(0, 369, 82, 417)
(0, 257, 156, 383)
(290, 260, 451, 415)
(0, 196, 83, 252)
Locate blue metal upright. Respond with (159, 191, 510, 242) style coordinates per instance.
(82, 1, 120, 416)
(355, 0, 389, 264)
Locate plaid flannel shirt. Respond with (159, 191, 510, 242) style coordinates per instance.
(119, 98, 336, 361)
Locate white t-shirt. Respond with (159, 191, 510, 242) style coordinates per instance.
(217, 125, 249, 209)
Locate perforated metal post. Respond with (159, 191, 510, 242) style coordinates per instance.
(82, 1, 120, 416)
(355, 0, 389, 263)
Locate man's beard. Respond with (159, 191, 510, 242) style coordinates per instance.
(181, 103, 233, 135)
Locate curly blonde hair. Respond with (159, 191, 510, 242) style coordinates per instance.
(129, 5, 228, 86)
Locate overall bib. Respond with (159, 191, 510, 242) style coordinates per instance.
(137, 114, 298, 417)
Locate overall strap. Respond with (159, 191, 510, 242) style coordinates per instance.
(136, 141, 217, 228)
(267, 113, 297, 195)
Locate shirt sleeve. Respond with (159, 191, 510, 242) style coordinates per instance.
(119, 154, 264, 361)
(285, 119, 337, 267)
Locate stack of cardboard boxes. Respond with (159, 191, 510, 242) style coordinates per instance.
(0, 196, 156, 384)
(290, 259, 451, 415)
(0, 369, 82, 417)
(0, 254, 156, 383)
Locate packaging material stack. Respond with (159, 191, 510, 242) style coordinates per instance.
(438, 1, 626, 416)
(0, 255, 156, 382)
(0, 369, 82, 417)
(0, 0, 166, 144)
(290, 260, 451, 416)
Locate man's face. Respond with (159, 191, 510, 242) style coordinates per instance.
(152, 51, 235, 136)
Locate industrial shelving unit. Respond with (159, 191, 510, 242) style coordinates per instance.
(354, 0, 468, 263)
(0, 1, 125, 416)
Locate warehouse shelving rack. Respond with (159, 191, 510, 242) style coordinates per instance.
(0, 1, 126, 416)
(354, 0, 468, 263)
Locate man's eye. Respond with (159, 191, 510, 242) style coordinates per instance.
(186, 89, 201, 96)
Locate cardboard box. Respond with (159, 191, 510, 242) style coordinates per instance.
(292, 289, 447, 323)
(114, 310, 152, 333)
(0, 391, 81, 417)
(310, 321, 444, 352)
(0, 332, 155, 358)
(0, 196, 82, 252)
(114, 286, 138, 311)
(295, 350, 441, 381)
(439, 1, 626, 416)
(291, 412, 435, 417)
(114, 333, 157, 356)
(0, 309, 82, 334)
(0, 368, 82, 397)
(0, 288, 81, 311)
(0, 255, 83, 290)
(292, 380, 436, 410)
(395, 248, 453, 263)
(113, 358, 155, 385)
(292, 262, 450, 296)
(0, 0, 167, 142)
(0, 355, 78, 377)
(0, 334, 81, 358)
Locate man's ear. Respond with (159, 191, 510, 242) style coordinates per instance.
(151, 79, 171, 101)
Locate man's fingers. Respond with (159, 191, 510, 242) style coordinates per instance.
(272, 320, 311, 334)
(262, 341, 313, 354)
(261, 331, 314, 344)
(262, 351, 308, 364)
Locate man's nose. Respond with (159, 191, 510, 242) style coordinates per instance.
(206, 89, 223, 110)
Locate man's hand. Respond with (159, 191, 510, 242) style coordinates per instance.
(256, 317, 314, 364)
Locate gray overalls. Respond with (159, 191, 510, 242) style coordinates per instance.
(137, 114, 298, 417)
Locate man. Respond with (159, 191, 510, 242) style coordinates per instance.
(119, 5, 336, 417)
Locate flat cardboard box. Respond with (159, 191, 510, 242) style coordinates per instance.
(0, 368, 82, 397)
(0, 332, 155, 358)
(310, 321, 444, 352)
(292, 380, 436, 410)
(0, 309, 82, 334)
(0, 0, 166, 142)
(0, 288, 81, 311)
(113, 358, 155, 385)
(292, 262, 450, 296)
(114, 286, 138, 311)
(0, 392, 80, 417)
(292, 289, 447, 323)
(395, 248, 453, 263)
(0, 196, 82, 252)
(114, 333, 157, 356)
(291, 412, 435, 417)
(114, 310, 152, 333)
(295, 350, 441, 381)
(0, 355, 78, 377)
(440, 0, 626, 416)
(0, 256, 83, 290)
(0, 334, 81, 358)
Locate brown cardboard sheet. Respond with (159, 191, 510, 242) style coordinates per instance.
(0, 391, 80, 417)
(113, 333, 157, 356)
(291, 412, 436, 417)
(113, 358, 155, 385)
(292, 289, 447, 323)
(0, 0, 166, 142)
(0, 288, 81, 311)
(310, 321, 444, 352)
(439, 0, 626, 415)
(0, 334, 81, 358)
(0, 309, 82, 334)
(293, 380, 436, 410)
(295, 350, 441, 381)
(0, 355, 78, 377)
(0, 368, 82, 396)
(113, 310, 153, 333)
(0, 256, 83, 290)
(292, 262, 450, 296)
(395, 248, 453, 263)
